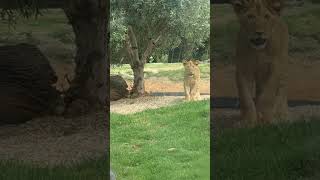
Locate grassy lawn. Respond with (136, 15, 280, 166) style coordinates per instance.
(111, 100, 210, 180)
(215, 119, 320, 180)
(0, 9, 71, 43)
(111, 63, 210, 81)
(0, 156, 109, 180)
(0, 9, 74, 65)
(212, 2, 320, 63)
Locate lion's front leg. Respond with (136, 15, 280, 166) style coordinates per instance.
(255, 65, 279, 123)
(236, 70, 257, 125)
(191, 82, 201, 101)
(184, 82, 191, 101)
(274, 69, 288, 122)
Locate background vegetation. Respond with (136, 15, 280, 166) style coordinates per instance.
(212, 1, 320, 64)
(111, 63, 210, 81)
(111, 0, 210, 64)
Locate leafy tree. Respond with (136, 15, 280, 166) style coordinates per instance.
(111, 0, 209, 96)
(0, 0, 110, 114)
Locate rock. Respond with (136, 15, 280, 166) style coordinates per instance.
(110, 75, 129, 101)
(0, 43, 61, 125)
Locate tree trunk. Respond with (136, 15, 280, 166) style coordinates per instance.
(131, 62, 145, 96)
(125, 25, 162, 96)
(125, 26, 146, 96)
(63, 0, 109, 115)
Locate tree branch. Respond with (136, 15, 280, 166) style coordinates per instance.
(141, 26, 167, 63)
(127, 25, 141, 66)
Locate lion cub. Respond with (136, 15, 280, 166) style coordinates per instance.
(231, 0, 289, 124)
(183, 60, 201, 101)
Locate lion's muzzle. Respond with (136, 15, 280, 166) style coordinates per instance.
(250, 32, 267, 49)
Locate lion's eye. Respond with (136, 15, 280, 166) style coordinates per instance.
(247, 14, 255, 20)
(265, 14, 270, 19)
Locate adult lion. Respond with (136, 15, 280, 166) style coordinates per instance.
(231, 0, 289, 125)
(183, 60, 201, 101)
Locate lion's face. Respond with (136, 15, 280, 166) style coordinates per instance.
(232, 0, 283, 50)
(183, 60, 200, 77)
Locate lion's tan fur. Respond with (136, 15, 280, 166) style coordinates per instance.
(183, 60, 201, 101)
(232, 0, 289, 125)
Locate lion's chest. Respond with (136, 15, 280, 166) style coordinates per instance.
(184, 75, 199, 87)
(238, 51, 276, 75)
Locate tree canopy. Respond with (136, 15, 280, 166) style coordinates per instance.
(111, 0, 209, 64)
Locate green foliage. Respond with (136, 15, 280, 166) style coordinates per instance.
(110, 10, 127, 64)
(111, 100, 210, 180)
(110, 0, 209, 64)
(0, 0, 43, 26)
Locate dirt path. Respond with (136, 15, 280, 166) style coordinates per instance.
(110, 77, 210, 114)
(213, 61, 320, 101)
(111, 77, 210, 114)
(111, 95, 210, 115)
(213, 60, 320, 130)
(0, 112, 107, 167)
(144, 78, 210, 94)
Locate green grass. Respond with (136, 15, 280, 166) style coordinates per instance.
(0, 9, 69, 34)
(0, 9, 74, 64)
(111, 63, 210, 81)
(212, 2, 320, 63)
(111, 100, 210, 180)
(0, 156, 109, 180)
(215, 118, 320, 180)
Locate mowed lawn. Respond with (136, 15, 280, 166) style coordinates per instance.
(215, 119, 320, 180)
(111, 100, 210, 180)
(0, 156, 109, 180)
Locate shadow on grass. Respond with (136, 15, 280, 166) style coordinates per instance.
(0, 155, 108, 180)
(214, 118, 320, 180)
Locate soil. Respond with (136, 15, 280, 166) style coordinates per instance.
(213, 60, 320, 101)
(213, 60, 320, 130)
(144, 78, 210, 94)
(111, 77, 210, 114)
(111, 95, 210, 114)
(0, 111, 108, 167)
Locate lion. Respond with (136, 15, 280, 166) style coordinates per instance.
(183, 59, 201, 101)
(231, 0, 289, 125)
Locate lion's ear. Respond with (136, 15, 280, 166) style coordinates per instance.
(267, 0, 284, 15)
(231, 0, 247, 14)
(193, 60, 200, 65)
(182, 60, 187, 65)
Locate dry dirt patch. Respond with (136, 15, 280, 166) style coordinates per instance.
(0, 111, 107, 166)
(213, 61, 320, 100)
(144, 78, 210, 94)
(111, 95, 210, 115)
(213, 61, 320, 129)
